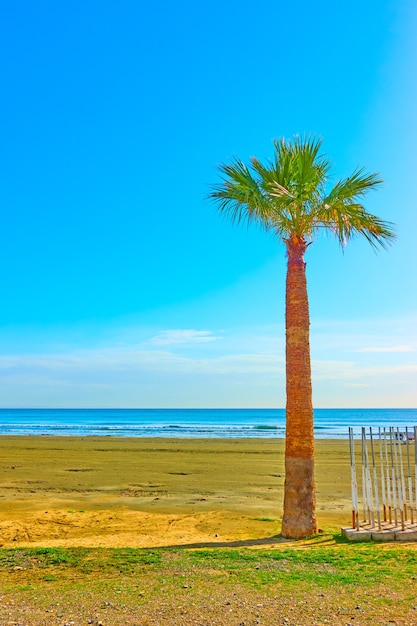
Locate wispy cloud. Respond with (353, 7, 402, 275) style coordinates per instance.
(344, 382, 371, 388)
(312, 358, 417, 381)
(149, 329, 220, 346)
(348, 345, 415, 353)
(0, 346, 286, 406)
(0, 316, 415, 407)
(0, 348, 283, 377)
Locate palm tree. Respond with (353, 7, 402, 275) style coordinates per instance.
(209, 135, 395, 539)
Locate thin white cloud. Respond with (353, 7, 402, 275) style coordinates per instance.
(150, 329, 220, 346)
(0, 347, 283, 377)
(0, 316, 415, 407)
(0, 346, 288, 407)
(348, 345, 415, 353)
(312, 359, 417, 381)
(344, 382, 371, 388)
(312, 359, 357, 380)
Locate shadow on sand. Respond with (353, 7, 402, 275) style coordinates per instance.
(155, 531, 341, 550)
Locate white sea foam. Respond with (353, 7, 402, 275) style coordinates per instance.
(0, 408, 416, 438)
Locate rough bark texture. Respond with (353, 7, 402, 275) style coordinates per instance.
(281, 235, 317, 539)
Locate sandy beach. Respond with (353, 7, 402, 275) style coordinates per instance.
(0, 436, 352, 548)
(4, 437, 417, 626)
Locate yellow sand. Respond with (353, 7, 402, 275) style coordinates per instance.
(0, 437, 351, 548)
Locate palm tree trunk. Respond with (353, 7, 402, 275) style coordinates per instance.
(281, 235, 317, 539)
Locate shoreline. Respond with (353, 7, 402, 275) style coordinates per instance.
(1, 406, 416, 440)
(0, 436, 352, 548)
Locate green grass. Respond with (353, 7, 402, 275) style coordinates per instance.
(2, 542, 417, 624)
(184, 545, 417, 587)
(1, 541, 416, 588)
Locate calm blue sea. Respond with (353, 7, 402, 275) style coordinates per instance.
(0, 408, 416, 439)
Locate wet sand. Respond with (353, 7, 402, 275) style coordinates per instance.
(0, 436, 351, 548)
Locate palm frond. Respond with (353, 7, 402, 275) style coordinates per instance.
(209, 135, 395, 250)
(327, 168, 383, 201)
(318, 168, 395, 249)
(208, 158, 271, 229)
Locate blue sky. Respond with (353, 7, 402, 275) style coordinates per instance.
(1, 0, 416, 407)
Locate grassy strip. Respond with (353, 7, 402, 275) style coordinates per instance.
(1, 540, 417, 587)
(1, 541, 417, 625)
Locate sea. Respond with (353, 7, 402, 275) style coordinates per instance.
(0, 408, 416, 439)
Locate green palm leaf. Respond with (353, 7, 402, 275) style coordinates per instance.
(209, 135, 395, 249)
